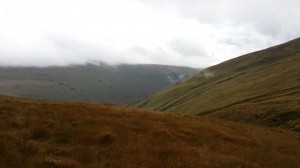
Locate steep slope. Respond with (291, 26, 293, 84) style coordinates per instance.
(1, 95, 300, 168)
(131, 38, 300, 130)
(0, 64, 198, 104)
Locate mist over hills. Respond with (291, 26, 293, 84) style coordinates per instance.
(1, 0, 300, 167)
(131, 38, 300, 131)
(0, 63, 199, 104)
(1, 38, 300, 167)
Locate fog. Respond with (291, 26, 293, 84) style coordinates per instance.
(0, 0, 299, 68)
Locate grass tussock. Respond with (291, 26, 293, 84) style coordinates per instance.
(0, 95, 300, 168)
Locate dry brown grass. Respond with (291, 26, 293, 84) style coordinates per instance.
(0, 95, 300, 168)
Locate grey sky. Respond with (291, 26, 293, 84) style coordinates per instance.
(0, 0, 299, 68)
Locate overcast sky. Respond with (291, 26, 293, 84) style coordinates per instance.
(0, 0, 299, 68)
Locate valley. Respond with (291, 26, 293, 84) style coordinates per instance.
(0, 38, 300, 168)
(0, 64, 198, 104)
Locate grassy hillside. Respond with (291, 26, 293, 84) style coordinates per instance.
(0, 95, 300, 168)
(208, 95, 300, 130)
(131, 38, 300, 130)
(0, 64, 198, 104)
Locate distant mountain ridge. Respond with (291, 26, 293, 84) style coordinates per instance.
(131, 38, 300, 131)
(0, 64, 199, 104)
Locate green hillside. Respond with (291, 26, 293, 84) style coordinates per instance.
(0, 64, 198, 104)
(131, 38, 300, 130)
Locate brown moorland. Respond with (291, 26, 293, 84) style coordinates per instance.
(0, 95, 300, 168)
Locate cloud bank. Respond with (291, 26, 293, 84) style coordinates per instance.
(0, 0, 299, 68)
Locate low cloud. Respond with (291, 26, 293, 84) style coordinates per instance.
(203, 70, 214, 79)
(0, 0, 299, 68)
(170, 38, 207, 58)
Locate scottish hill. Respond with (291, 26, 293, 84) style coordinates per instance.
(0, 64, 198, 104)
(131, 38, 300, 131)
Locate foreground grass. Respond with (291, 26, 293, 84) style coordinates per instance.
(0, 96, 300, 168)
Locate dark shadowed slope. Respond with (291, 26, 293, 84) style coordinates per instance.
(1, 95, 300, 168)
(0, 64, 199, 104)
(131, 38, 300, 130)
